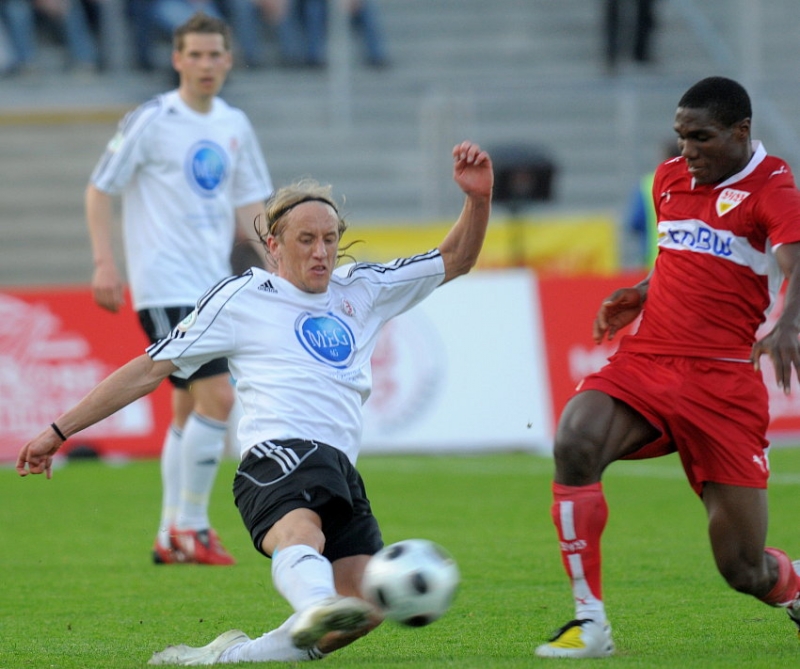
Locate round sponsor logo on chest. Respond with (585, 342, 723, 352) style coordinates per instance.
(185, 140, 228, 198)
(295, 312, 355, 369)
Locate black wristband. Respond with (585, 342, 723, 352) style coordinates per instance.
(50, 422, 67, 442)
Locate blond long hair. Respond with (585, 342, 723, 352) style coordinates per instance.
(256, 179, 359, 265)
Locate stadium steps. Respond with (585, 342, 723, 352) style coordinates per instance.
(1, 0, 800, 286)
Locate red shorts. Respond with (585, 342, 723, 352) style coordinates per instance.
(577, 351, 770, 495)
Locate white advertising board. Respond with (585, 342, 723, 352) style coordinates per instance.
(361, 269, 553, 455)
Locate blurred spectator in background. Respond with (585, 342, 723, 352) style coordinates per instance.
(623, 138, 680, 267)
(603, 0, 658, 73)
(219, 0, 270, 67)
(129, 0, 269, 71)
(0, 12, 13, 72)
(0, 0, 100, 75)
(274, 0, 389, 69)
(126, 0, 155, 70)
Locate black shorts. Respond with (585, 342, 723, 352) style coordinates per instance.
(137, 306, 229, 389)
(233, 438, 383, 562)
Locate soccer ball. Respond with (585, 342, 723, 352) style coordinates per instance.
(361, 539, 460, 627)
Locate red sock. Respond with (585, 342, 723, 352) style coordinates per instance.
(551, 482, 608, 602)
(762, 547, 800, 606)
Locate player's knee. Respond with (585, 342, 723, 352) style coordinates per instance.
(193, 380, 235, 418)
(213, 390, 235, 416)
(553, 422, 604, 482)
(263, 509, 326, 555)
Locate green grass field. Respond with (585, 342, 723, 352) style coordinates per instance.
(3, 448, 800, 668)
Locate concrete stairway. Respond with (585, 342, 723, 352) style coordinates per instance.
(1, 0, 800, 286)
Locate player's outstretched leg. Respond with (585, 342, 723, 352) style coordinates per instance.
(148, 618, 330, 665)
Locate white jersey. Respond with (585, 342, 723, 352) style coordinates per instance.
(147, 252, 446, 464)
(90, 90, 273, 310)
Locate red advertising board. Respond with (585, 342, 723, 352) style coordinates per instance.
(537, 272, 800, 442)
(0, 286, 170, 461)
(536, 271, 646, 426)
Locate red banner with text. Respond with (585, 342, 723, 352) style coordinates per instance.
(0, 286, 170, 461)
(537, 272, 800, 442)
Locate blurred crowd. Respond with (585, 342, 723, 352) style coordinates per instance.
(0, 0, 390, 77)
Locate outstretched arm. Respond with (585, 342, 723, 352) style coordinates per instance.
(16, 355, 178, 478)
(752, 242, 800, 394)
(438, 141, 494, 284)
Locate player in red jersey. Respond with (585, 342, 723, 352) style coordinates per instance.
(536, 76, 800, 658)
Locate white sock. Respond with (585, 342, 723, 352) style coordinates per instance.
(272, 545, 336, 612)
(572, 578, 606, 623)
(176, 412, 227, 530)
(219, 614, 325, 663)
(157, 425, 182, 547)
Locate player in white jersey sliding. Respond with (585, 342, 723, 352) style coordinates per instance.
(85, 13, 273, 566)
(536, 76, 800, 658)
(18, 140, 493, 664)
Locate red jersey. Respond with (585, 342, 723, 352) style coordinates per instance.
(621, 142, 800, 360)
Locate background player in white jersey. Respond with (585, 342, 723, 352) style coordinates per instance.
(17, 141, 493, 664)
(536, 76, 800, 659)
(85, 13, 273, 566)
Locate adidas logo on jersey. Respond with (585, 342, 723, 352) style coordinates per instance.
(258, 280, 277, 293)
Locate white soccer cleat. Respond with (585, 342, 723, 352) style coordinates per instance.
(148, 629, 250, 665)
(534, 618, 614, 658)
(290, 596, 373, 650)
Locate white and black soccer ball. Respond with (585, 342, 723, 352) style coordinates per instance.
(361, 539, 460, 627)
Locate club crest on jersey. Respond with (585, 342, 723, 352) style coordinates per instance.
(716, 188, 749, 217)
(184, 140, 229, 199)
(107, 131, 124, 153)
(341, 299, 355, 317)
(295, 312, 355, 369)
(177, 310, 198, 332)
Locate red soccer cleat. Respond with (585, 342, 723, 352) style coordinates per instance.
(152, 539, 189, 565)
(170, 527, 236, 566)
